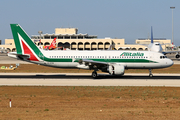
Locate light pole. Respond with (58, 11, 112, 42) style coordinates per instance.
(38, 31, 43, 45)
(170, 7, 175, 49)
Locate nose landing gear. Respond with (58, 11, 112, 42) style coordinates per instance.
(149, 69, 153, 77)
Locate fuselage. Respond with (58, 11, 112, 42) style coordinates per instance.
(27, 49, 173, 69)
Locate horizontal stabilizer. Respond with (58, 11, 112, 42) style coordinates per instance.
(8, 52, 30, 60)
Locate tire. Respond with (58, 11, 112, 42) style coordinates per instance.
(149, 74, 153, 77)
(176, 54, 179, 58)
(92, 72, 97, 79)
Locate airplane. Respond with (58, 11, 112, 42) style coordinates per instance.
(147, 27, 163, 52)
(43, 38, 57, 50)
(8, 24, 174, 78)
(146, 27, 180, 58)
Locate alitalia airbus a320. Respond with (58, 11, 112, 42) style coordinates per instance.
(8, 24, 174, 78)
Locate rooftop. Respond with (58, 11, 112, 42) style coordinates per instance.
(31, 28, 97, 39)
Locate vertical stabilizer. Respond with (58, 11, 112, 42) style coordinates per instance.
(151, 26, 153, 43)
(10, 24, 42, 61)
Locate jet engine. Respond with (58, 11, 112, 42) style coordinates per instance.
(176, 54, 180, 58)
(108, 64, 125, 75)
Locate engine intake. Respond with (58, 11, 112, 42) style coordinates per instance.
(176, 54, 179, 58)
(108, 64, 125, 75)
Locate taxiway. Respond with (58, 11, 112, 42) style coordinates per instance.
(0, 73, 180, 86)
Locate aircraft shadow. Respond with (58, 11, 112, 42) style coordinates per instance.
(0, 74, 179, 80)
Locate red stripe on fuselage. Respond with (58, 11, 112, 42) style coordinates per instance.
(21, 40, 39, 61)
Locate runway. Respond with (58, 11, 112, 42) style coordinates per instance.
(0, 73, 180, 87)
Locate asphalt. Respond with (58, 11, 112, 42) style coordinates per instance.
(0, 73, 180, 86)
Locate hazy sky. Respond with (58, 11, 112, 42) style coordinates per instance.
(0, 0, 179, 45)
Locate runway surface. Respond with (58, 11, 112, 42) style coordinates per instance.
(0, 73, 180, 87)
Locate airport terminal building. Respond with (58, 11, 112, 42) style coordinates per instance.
(0, 28, 172, 52)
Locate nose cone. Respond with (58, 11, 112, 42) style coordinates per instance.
(167, 59, 174, 67)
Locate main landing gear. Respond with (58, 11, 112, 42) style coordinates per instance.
(92, 71, 97, 79)
(149, 69, 153, 77)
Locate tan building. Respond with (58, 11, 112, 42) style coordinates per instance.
(0, 28, 172, 52)
(0, 39, 16, 52)
(136, 38, 172, 50)
(31, 28, 125, 50)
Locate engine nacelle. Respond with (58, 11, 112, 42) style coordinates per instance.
(176, 54, 180, 58)
(108, 64, 125, 75)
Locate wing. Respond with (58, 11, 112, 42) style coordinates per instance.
(81, 59, 108, 65)
(77, 59, 109, 70)
(77, 59, 125, 75)
(162, 51, 180, 55)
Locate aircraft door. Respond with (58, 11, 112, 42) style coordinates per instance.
(39, 52, 44, 62)
(149, 53, 153, 63)
(105, 55, 111, 62)
(108, 55, 111, 62)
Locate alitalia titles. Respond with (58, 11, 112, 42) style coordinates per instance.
(120, 52, 144, 57)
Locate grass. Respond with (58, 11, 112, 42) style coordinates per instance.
(0, 86, 180, 119)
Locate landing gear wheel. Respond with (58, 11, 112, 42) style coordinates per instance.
(92, 71, 97, 79)
(149, 74, 153, 77)
(149, 69, 153, 77)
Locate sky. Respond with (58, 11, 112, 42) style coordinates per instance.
(0, 0, 180, 45)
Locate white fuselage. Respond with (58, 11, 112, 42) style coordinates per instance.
(28, 50, 173, 69)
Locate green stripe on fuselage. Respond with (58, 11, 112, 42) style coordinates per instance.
(47, 58, 157, 63)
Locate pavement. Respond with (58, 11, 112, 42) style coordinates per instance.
(0, 73, 180, 86)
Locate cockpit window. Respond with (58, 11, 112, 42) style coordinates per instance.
(155, 44, 160, 45)
(160, 56, 167, 59)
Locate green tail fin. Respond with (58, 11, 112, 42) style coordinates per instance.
(10, 24, 41, 54)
